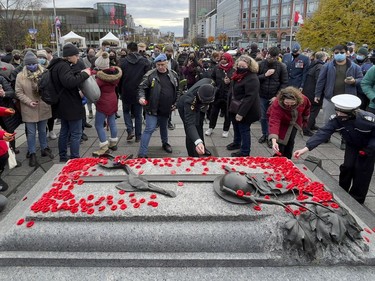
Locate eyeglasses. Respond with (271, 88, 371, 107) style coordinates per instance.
(334, 51, 346, 55)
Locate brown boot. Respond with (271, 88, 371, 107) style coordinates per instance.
(109, 137, 118, 151)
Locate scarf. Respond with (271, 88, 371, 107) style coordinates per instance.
(231, 70, 248, 82)
(219, 53, 234, 72)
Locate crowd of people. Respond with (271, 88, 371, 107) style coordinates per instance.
(0, 39, 375, 211)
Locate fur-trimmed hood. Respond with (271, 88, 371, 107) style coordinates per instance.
(96, 66, 122, 83)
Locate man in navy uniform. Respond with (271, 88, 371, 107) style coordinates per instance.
(294, 94, 375, 204)
(177, 78, 215, 157)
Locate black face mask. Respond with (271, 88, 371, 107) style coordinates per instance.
(110, 56, 116, 60)
(13, 55, 20, 60)
(237, 68, 249, 74)
(166, 54, 172, 60)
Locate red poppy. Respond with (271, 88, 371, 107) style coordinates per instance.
(111, 205, 118, 211)
(133, 202, 140, 208)
(236, 190, 244, 197)
(26, 221, 35, 228)
(177, 182, 184, 186)
(253, 205, 262, 211)
(150, 194, 157, 199)
(99, 206, 106, 211)
(17, 218, 25, 225)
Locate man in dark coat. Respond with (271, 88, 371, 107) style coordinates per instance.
(119, 42, 151, 142)
(302, 51, 328, 136)
(258, 46, 288, 146)
(48, 43, 90, 162)
(178, 78, 215, 157)
(294, 94, 375, 204)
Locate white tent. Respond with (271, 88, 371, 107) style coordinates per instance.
(99, 32, 120, 47)
(60, 31, 87, 48)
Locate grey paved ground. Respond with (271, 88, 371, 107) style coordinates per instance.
(0, 102, 374, 219)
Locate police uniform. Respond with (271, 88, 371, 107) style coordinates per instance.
(177, 78, 215, 157)
(305, 94, 375, 203)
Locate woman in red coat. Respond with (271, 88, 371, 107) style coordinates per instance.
(0, 106, 17, 211)
(267, 86, 311, 158)
(92, 52, 122, 156)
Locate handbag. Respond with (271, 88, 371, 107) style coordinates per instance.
(7, 142, 17, 170)
(79, 76, 101, 103)
(229, 98, 242, 114)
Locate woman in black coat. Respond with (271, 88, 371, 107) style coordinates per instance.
(227, 55, 260, 157)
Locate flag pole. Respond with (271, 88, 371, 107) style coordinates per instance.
(53, 0, 60, 57)
(289, 11, 294, 51)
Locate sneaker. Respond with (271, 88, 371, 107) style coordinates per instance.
(168, 122, 175, 130)
(127, 131, 135, 141)
(115, 113, 121, 119)
(49, 131, 57, 140)
(0, 178, 9, 192)
(222, 131, 229, 138)
(205, 128, 214, 136)
(55, 119, 61, 125)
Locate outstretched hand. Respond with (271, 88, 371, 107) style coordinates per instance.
(294, 147, 309, 159)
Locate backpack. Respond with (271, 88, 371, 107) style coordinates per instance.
(38, 68, 59, 105)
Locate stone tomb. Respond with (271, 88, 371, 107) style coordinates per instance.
(0, 156, 374, 275)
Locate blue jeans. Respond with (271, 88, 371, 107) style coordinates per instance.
(95, 111, 117, 143)
(260, 97, 270, 136)
(138, 114, 168, 156)
(58, 118, 82, 159)
(231, 117, 251, 156)
(123, 102, 143, 138)
(25, 120, 48, 154)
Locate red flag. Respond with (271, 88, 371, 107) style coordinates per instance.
(294, 11, 304, 25)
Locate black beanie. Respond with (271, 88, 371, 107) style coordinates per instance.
(197, 84, 215, 104)
(63, 43, 79, 57)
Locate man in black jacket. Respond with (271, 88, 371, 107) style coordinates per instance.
(302, 51, 328, 136)
(258, 47, 288, 146)
(119, 42, 151, 142)
(138, 53, 179, 158)
(48, 43, 91, 162)
(178, 78, 215, 157)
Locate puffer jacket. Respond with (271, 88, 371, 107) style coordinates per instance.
(95, 66, 122, 116)
(258, 59, 288, 99)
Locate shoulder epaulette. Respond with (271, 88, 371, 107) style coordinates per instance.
(363, 115, 375, 123)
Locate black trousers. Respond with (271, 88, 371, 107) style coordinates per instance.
(339, 145, 375, 204)
(184, 112, 205, 157)
(307, 103, 322, 130)
(278, 127, 298, 159)
(209, 99, 230, 131)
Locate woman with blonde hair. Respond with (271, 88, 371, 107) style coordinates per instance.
(267, 86, 311, 159)
(15, 51, 53, 167)
(226, 55, 260, 157)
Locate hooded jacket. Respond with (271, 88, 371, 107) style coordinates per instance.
(95, 66, 122, 116)
(119, 52, 151, 104)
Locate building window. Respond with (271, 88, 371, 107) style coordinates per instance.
(261, 0, 268, 5)
(260, 7, 267, 17)
(251, 20, 257, 29)
(252, 0, 258, 7)
(282, 4, 291, 16)
(251, 8, 258, 18)
(243, 12, 247, 19)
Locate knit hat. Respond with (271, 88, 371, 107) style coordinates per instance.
(268, 46, 280, 57)
(36, 50, 48, 59)
(23, 51, 38, 65)
(197, 84, 215, 104)
(95, 52, 110, 69)
(62, 43, 79, 57)
(154, 53, 167, 63)
(357, 47, 369, 56)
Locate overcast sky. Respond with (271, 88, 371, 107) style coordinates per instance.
(46, 0, 188, 36)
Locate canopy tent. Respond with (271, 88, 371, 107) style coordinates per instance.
(60, 31, 86, 48)
(99, 32, 120, 47)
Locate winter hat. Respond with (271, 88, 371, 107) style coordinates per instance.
(36, 50, 48, 59)
(332, 94, 361, 113)
(23, 51, 38, 65)
(154, 53, 167, 63)
(197, 84, 215, 104)
(95, 52, 110, 70)
(357, 47, 369, 56)
(62, 43, 79, 57)
(268, 46, 280, 57)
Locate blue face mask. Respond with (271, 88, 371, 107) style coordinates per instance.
(105, 47, 110, 52)
(334, 53, 346, 62)
(38, 58, 46, 65)
(356, 55, 364, 61)
(26, 64, 38, 72)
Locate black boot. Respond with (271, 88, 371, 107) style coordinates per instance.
(29, 153, 37, 167)
(41, 147, 54, 159)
